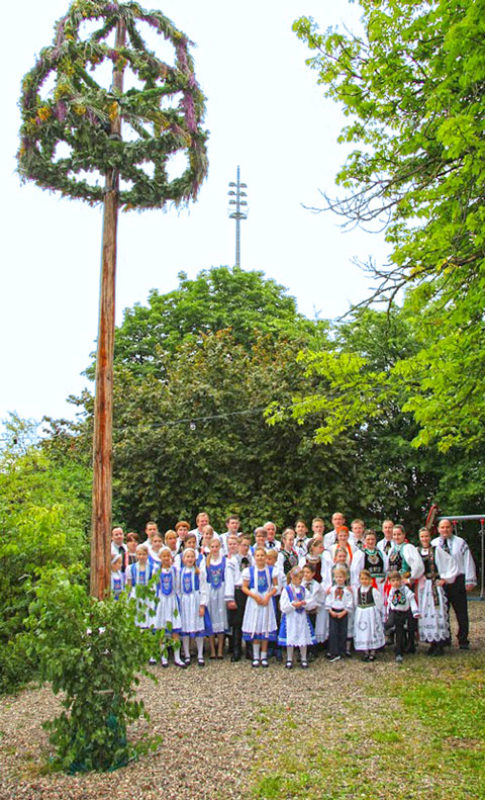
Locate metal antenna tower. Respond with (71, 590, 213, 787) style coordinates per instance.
(228, 166, 248, 267)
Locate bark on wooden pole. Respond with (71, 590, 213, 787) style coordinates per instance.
(90, 16, 126, 599)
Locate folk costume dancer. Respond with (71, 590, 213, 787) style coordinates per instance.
(431, 518, 476, 649)
(126, 546, 155, 629)
(241, 547, 278, 667)
(417, 527, 458, 656)
(205, 538, 228, 659)
(154, 547, 185, 668)
(352, 531, 388, 596)
(225, 538, 253, 661)
(353, 569, 385, 661)
(385, 571, 420, 663)
(325, 567, 354, 662)
(278, 567, 316, 669)
(179, 548, 210, 666)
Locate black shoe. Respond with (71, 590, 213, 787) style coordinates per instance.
(459, 642, 470, 650)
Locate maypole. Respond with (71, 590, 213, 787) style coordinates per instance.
(90, 14, 126, 600)
(18, 0, 208, 598)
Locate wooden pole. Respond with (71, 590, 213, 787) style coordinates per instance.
(90, 15, 126, 599)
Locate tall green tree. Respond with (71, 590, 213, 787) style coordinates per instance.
(108, 266, 328, 378)
(292, 0, 485, 453)
(0, 416, 90, 692)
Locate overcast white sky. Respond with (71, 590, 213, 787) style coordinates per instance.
(1, 0, 390, 427)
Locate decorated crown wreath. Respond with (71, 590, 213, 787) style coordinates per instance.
(18, 0, 208, 209)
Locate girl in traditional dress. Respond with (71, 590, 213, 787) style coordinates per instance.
(329, 527, 355, 566)
(164, 529, 179, 559)
(277, 528, 299, 578)
(154, 547, 185, 667)
(125, 532, 139, 567)
(242, 546, 278, 667)
(329, 546, 354, 656)
(325, 566, 354, 662)
(200, 524, 216, 557)
(205, 537, 228, 659)
(179, 547, 210, 666)
(110, 554, 124, 599)
(351, 530, 388, 595)
(265, 547, 284, 661)
(279, 567, 316, 669)
(126, 544, 155, 629)
(147, 532, 164, 571)
(303, 547, 332, 651)
(353, 569, 385, 661)
(417, 527, 458, 655)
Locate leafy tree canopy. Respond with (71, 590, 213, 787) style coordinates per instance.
(292, 0, 485, 451)
(0, 415, 91, 692)
(108, 266, 329, 378)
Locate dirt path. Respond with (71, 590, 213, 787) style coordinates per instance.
(1, 603, 483, 800)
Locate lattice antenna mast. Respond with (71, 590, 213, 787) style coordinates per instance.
(228, 166, 248, 267)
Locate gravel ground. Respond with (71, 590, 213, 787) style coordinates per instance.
(1, 602, 484, 800)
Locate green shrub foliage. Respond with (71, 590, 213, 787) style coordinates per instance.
(26, 567, 162, 772)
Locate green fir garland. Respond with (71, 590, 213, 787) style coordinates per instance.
(18, 0, 208, 209)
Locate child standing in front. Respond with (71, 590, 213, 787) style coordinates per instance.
(242, 546, 278, 667)
(325, 566, 353, 662)
(154, 547, 185, 668)
(111, 554, 124, 599)
(385, 571, 420, 663)
(278, 567, 316, 669)
(353, 569, 385, 661)
(205, 538, 228, 659)
(179, 547, 209, 666)
(125, 544, 155, 628)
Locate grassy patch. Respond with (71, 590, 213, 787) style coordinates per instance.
(248, 655, 485, 800)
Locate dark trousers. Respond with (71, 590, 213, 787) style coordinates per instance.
(328, 613, 348, 657)
(385, 610, 416, 656)
(228, 588, 249, 659)
(444, 574, 469, 645)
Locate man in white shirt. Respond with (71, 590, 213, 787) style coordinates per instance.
(323, 511, 346, 550)
(189, 511, 218, 545)
(432, 518, 477, 649)
(377, 519, 394, 556)
(111, 526, 127, 573)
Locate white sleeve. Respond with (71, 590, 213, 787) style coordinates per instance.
(344, 588, 354, 611)
(224, 558, 236, 602)
(279, 588, 294, 615)
(434, 547, 459, 583)
(241, 567, 251, 587)
(199, 570, 208, 607)
(404, 544, 425, 581)
(321, 555, 333, 590)
(174, 566, 181, 595)
(304, 582, 321, 612)
(405, 586, 419, 616)
(462, 541, 477, 585)
(372, 587, 383, 611)
(350, 551, 365, 586)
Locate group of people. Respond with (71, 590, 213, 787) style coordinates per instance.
(110, 511, 477, 668)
